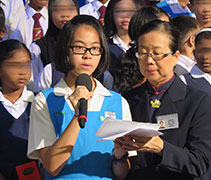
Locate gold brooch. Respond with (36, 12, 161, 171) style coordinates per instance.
(150, 99, 161, 108)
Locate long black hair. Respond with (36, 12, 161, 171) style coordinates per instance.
(55, 15, 110, 78)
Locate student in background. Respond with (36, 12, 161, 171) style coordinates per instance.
(27, 15, 131, 179)
(25, 0, 49, 48)
(190, 0, 211, 29)
(172, 15, 200, 75)
(0, 0, 27, 43)
(115, 6, 170, 94)
(104, 0, 145, 77)
(0, 40, 34, 180)
(157, 0, 194, 18)
(0, 7, 6, 41)
(80, 0, 110, 26)
(180, 28, 211, 95)
(28, 0, 79, 92)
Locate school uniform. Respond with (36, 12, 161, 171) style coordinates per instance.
(28, 78, 132, 179)
(80, 0, 110, 19)
(174, 54, 196, 75)
(0, 0, 27, 43)
(108, 34, 129, 77)
(0, 87, 34, 180)
(28, 14, 61, 92)
(25, 5, 48, 48)
(157, 0, 195, 18)
(123, 75, 211, 180)
(180, 64, 211, 95)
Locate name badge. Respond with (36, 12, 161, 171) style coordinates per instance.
(105, 111, 116, 119)
(156, 113, 179, 130)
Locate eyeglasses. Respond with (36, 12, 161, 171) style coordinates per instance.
(135, 52, 173, 61)
(68, 46, 103, 56)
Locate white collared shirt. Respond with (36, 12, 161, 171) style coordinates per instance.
(25, 5, 48, 48)
(0, 87, 34, 119)
(28, 42, 43, 92)
(180, 65, 211, 85)
(28, 78, 131, 160)
(174, 54, 196, 75)
(112, 34, 129, 53)
(80, 0, 110, 19)
(0, 0, 27, 43)
(190, 65, 211, 85)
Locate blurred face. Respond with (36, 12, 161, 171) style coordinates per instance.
(137, 30, 179, 87)
(0, 48, 31, 91)
(68, 25, 102, 77)
(194, 37, 211, 75)
(29, 0, 48, 10)
(191, 0, 211, 28)
(113, 0, 138, 35)
(51, 0, 78, 29)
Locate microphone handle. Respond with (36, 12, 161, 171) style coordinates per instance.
(78, 99, 87, 128)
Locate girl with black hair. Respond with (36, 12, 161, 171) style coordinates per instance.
(0, 40, 34, 180)
(28, 15, 132, 179)
(29, 0, 79, 91)
(104, 0, 145, 77)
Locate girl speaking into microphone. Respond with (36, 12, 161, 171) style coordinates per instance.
(27, 15, 132, 179)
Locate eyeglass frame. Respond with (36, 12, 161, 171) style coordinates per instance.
(68, 46, 103, 56)
(135, 52, 173, 61)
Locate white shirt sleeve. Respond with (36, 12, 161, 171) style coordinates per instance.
(29, 42, 44, 85)
(27, 92, 57, 160)
(1, 0, 27, 43)
(35, 63, 53, 93)
(121, 97, 132, 121)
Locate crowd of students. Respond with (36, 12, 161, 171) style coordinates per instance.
(0, 0, 211, 180)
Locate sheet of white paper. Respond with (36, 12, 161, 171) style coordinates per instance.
(95, 118, 163, 141)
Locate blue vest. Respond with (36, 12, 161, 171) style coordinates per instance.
(42, 88, 122, 179)
(157, 1, 195, 18)
(0, 102, 32, 180)
(184, 73, 211, 95)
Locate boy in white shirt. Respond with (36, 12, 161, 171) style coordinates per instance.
(25, 0, 49, 47)
(172, 15, 200, 75)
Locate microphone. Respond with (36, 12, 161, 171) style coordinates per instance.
(75, 73, 92, 128)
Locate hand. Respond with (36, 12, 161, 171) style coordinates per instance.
(114, 136, 130, 159)
(119, 135, 164, 156)
(69, 85, 93, 114)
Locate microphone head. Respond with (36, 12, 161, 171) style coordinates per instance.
(75, 73, 92, 92)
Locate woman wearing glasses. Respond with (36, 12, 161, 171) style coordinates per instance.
(112, 20, 211, 180)
(27, 15, 132, 179)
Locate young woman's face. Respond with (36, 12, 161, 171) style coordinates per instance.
(191, 1, 211, 28)
(68, 25, 102, 77)
(194, 37, 211, 75)
(137, 30, 179, 87)
(0, 48, 31, 90)
(51, 0, 78, 29)
(113, 0, 138, 35)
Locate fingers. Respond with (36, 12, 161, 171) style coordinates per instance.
(69, 85, 93, 111)
(115, 135, 162, 153)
